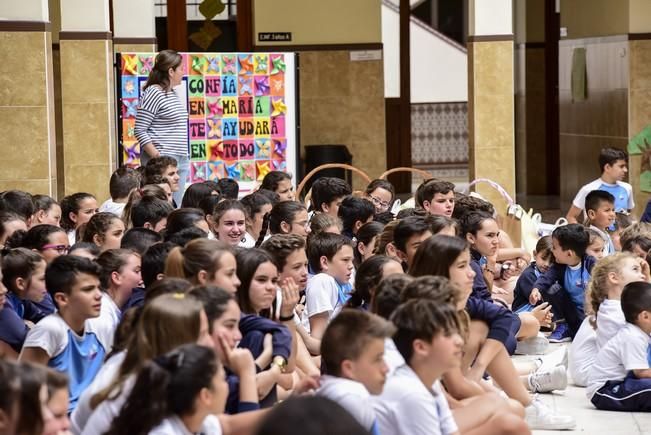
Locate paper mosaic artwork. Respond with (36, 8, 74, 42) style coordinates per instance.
(117, 52, 296, 192)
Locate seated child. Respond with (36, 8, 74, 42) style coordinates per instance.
(585, 190, 616, 255)
(587, 282, 651, 411)
(586, 229, 606, 260)
(415, 179, 455, 217)
(570, 253, 647, 388)
(512, 236, 553, 313)
(310, 178, 352, 217)
(530, 224, 596, 342)
(318, 309, 395, 434)
(391, 216, 432, 270)
(99, 167, 140, 217)
(304, 233, 355, 341)
(19, 255, 114, 412)
(337, 196, 375, 241)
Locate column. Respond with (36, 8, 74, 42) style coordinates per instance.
(0, 0, 57, 195)
(467, 0, 515, 210)
(59, 0, 115, 200)
(113, 0, 157, 53)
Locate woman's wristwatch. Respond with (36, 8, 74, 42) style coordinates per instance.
(271, 355, 288, 373)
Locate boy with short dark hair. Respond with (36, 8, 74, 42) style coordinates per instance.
(310, 177, 352, 217)
(588, 282, 651, 411)
(372, 299, 463, 435)
(304, 233, 354, 341)
(130, 196, 173, 232)
(566, 147, 632, 223)
(337, 196, 375, 240)
(415, 179, 456, 217)
(217, 178, 239, 199)
(585, 189, 616, 255)
(100, 167, 141, 217)
(391, 216, 432, 269)
(20, 256, 113, 412)
(120, 228, 163, 256)
(530, 224, 596, 342)
(144, 156, 181, 204)
(318, 309, 395, 434)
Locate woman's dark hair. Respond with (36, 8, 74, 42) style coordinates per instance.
(0, 360, 20, 425)
(123, 187, 170, 230)
(105, 344, 219, 435)
(97, 248, 138, 290)
(459, 210, 495, 238)
(60, 192, 95, 231)
(255, 396, 369, 435)
(268, 201, 306, 235)
(80, 212, 121, 245)
(189, 285, 235, 329)
(32, 194, 58, 213)
(354, 221, 384, 266)
(15, 361, 46, 435)
(165, 226, 208, 246)
(69, 242, 101, 259)
(0, 212, 24, 244)
(260, 171, 292, 192)
(144, 49, 183, 91)
(338, 196, 375, 235)
(235, 248, 276, 315)
(211, 199, 246, 227)
(409, 235, 469, 278)
(164, 208, 206, 238)
(0, 190, 34, 222)
(5, 224, 65, 251)
(349, 255, 398, 309)
(181, 182, 218, 209)
(241, 191, 274, 247)
(197, 195, 222, 218)
(1, 247, 44, 293)
(430, 215, 458, 236)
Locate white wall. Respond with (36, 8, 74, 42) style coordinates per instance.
(60, 0, 109, 31)
(113, 0, 155, 38)
(0, 0, 48, 21)
(382, 3, 468, 102)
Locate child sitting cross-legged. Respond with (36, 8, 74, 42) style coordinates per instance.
(530, 224, 596, 342)
(588, 281, 651, 411)
(317, 309, 395, 434)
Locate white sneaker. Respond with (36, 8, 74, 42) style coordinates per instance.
(528, 366, 568, 393)
(525, 396, 576, 430)
(534, 346, 569, 373)
(516, 333, 550, 355)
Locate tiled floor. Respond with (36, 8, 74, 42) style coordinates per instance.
(514, 345, 651, 434)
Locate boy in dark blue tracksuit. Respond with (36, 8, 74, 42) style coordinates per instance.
(530, 224, 596, 341)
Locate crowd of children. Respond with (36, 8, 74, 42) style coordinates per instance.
(2, 145, 651, 434)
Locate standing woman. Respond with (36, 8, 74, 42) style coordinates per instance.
(135, 49, 190, 206)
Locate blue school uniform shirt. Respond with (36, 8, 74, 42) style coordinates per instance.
(0, 300, 29, 353)
(572, 178, 634, 214)
(22, 313, 113, 412)
(563, 263, 591, 312)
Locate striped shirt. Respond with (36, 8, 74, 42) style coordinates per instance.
(134, 85, 189, 156)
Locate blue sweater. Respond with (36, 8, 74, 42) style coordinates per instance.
(532, 255, 596, 302)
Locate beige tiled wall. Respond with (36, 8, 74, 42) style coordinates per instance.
(628, 39, 651, 216)
(0, 31, 57, 195)
(468, 40, 516, 212)
(298, 51, 386, 190)
(60, 39, 116, 201)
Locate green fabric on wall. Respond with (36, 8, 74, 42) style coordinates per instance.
(571, 47, 587, 102)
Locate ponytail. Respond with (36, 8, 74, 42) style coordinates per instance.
(254, 212, 271, 248)
(164, 246, 186, 279)
(104, 344, 219, 435)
